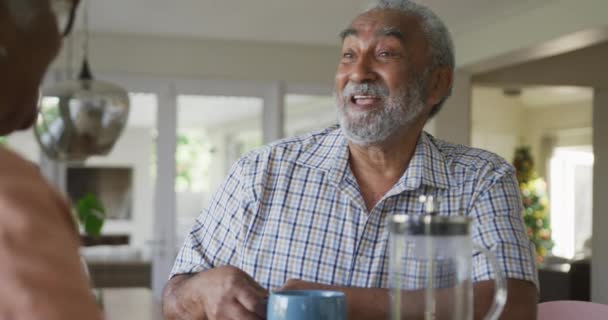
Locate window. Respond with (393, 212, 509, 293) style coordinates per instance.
(549, 146, 594, 259)
(175, 94, 263, 244)
(285, 94, 336, 138)
(176, 95, 263, 193)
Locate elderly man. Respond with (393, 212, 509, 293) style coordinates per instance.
(0, 0, 101, 319)
(163, 1, 538, 319)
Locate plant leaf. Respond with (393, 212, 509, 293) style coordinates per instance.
(75, 193, 106, 237)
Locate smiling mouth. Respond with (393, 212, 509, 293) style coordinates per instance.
(351, 95, 382, 106)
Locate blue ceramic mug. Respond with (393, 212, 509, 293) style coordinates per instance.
(267, 290, 347, 320)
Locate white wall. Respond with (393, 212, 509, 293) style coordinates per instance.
(523, 104, 592, 141)
(522, 103, 592, 176)
(434, 70, 472, 145)
(592, 89, 608, 303)
(52, 33, 339, 86)
(472, 86, 593, 171)
(471, 87, 525, 161)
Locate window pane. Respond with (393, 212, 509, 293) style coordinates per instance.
(175, 95, 263, 244)
(550, 146, 594, 259)
(285, 94, 336, 138)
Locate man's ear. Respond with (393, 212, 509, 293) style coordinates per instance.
(425, 67, 453, 108)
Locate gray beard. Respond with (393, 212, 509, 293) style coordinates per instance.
(335, 77, 426, 146)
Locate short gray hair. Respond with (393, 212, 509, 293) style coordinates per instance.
(367, 0, 455, 117)
(1, 0, 39, 28)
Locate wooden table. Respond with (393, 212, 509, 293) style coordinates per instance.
(102, 288, 163, 320)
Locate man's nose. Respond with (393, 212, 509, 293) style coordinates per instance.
(349, 56, 377, 83)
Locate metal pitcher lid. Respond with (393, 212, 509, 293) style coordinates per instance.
(389, 214, 471, 236)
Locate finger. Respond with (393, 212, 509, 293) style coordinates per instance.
(221, 298, 262, 320)
(245, 276, 268, 296)
(235, 286, 267, 314)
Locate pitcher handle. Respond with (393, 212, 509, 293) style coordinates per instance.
(473, 244, 507, 320)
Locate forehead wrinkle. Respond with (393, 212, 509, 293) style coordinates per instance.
(340, 22, 407, 46)
(375, 26, 405, 42)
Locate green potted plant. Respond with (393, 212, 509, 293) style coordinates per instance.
(74, 193, 106, 238)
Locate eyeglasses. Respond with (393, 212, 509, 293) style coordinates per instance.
(50, 0, 80, 37)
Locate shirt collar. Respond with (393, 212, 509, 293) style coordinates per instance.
(294, 125, 347, 176)
(296, 127, 454, 190)
(394, 132, 454, 191)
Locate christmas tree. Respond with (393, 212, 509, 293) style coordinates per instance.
(513, 146, 553, 264)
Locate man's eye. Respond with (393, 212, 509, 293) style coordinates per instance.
(341, 52, 355, 62)
(378, 51, 392, 57)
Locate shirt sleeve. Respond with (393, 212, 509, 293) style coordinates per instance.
(170, 159, 248, 277)
(470, 170, 539, 288)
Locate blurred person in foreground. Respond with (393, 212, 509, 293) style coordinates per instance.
(0, 0, 101, 319)
(164, 0, 538, 319)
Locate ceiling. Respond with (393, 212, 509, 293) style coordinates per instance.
(518, 86, 593, 108)
(82, 0, 554, 46)
(472, 40, 608, 109)
(474, 42, 608, 89)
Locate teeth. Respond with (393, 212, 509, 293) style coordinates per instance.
(354, 95, 378, 99)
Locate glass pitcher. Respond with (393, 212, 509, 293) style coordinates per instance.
(388, 214, 507, 320)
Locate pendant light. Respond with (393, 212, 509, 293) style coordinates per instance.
(35, 0, 130, 162)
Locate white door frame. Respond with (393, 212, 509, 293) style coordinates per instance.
(95, 72, 179, 298)
(100, 73, 289, 297)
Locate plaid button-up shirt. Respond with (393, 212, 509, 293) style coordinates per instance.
(171, 126, 538, 290)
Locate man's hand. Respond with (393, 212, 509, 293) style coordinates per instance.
(200, 266, 268, 320)
(0, 148, 101, 319)
(163, 265, 268, 320)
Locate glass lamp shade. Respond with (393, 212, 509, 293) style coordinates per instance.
(35, 78, 130, 162)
